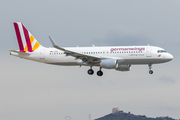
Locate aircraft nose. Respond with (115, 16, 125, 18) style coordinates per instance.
(167, 53, 173, 61)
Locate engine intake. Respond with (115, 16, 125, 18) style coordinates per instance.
(100, 59, 117, 69)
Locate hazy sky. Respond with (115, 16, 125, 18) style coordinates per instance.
(1, 0, 180, 120)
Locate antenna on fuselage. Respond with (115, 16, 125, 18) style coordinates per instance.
(92, 44, 95, 47)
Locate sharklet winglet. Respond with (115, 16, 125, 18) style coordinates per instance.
(49, 36, 57, 47)
(49, 36, 65, 51)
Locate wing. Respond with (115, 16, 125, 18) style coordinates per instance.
(49, 37, 101, 64)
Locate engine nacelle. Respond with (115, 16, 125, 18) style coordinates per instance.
(100, 59, 117, 69)
(115, 65, 131, 71)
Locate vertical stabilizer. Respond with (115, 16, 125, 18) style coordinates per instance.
(13, 22, 41, 52)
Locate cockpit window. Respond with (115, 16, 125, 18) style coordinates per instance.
(157, 50, 167, 53)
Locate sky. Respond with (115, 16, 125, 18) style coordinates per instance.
(0, 0, 180, 120)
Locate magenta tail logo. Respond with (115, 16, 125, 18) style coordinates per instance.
(13, 22, 40, 52)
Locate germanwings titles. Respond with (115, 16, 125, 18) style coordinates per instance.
(9, 22, 173, 76)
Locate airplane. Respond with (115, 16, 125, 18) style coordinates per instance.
(9, 22, 173, 76)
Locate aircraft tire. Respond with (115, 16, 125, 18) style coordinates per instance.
(88, 69, 94, 75)
(97, 71, 103, 76)
(149, 70, 153, 74)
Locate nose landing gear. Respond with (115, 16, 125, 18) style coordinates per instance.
(149, 70, 153, 74)
(148, 64, 153, 74)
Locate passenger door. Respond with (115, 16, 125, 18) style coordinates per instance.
(146, 47, 152, 57)
(40, 49, 45, 59)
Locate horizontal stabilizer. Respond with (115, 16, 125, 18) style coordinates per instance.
(8, 50, 30, 55)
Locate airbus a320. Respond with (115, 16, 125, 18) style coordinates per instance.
(9, 22, 173, 76)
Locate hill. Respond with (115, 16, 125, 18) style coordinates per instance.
(95, 111, 178, 120)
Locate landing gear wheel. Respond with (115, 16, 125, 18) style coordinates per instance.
(88, 69, 94, 75)
(148, 64, 153, 74)
(149, 70, 153, 74)
(97, 71, 103, 76)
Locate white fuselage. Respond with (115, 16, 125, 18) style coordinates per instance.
(10, 45, 173, 67)
(10, 22, 173, 76)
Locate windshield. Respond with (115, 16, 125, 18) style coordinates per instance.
(157, 50, 167, 53)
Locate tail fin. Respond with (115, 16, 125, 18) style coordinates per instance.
(13, 22, 41, 52)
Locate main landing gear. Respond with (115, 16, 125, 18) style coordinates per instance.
(87, 66, 103, 76)
(148, 64, 153, 74)
(87, 69, 94, 75)
(87, 65, 94, 75)
(97, 67, 103, 76)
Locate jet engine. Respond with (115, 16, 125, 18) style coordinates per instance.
(115, 65, 131, 71)
(100, 59, 117, 69)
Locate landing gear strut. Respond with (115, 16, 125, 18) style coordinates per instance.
(97, 67, 103, 76)
(148, 64, 153, 74)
